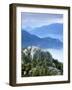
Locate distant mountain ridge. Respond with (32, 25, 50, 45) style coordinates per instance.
(30, 23, 63, 35)
(22, 30, 63, 49)
(24, 23, 63, 42)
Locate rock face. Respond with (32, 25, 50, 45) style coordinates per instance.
(48, 67, 61, 75)
(23, 46, 40, 59)
(21, 46, 63, 77)
(23, 46, 53, 61)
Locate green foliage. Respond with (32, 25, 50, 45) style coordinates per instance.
(53, 59, 63, 74)
(21, 47, 63, 77)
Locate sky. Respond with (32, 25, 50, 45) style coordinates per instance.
(21, 12, 63, 30)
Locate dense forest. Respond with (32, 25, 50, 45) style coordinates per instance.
(21, 46, 63, 77)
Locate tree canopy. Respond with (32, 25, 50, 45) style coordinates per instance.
(21, 47, 63, 77)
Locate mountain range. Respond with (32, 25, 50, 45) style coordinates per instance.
(25, 23, 63, 41)
(22, 30, 63, 49)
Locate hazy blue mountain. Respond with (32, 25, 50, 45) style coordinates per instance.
(22, 30, 63, 49)
(23, 26, 32, 32)
(29, 23, 63, 41)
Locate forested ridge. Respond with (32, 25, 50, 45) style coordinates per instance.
(21, 46, 63, 77)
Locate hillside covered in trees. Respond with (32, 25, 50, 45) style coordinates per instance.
(21, 46, 63, 77)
